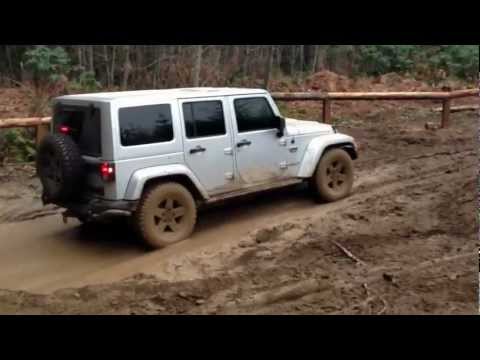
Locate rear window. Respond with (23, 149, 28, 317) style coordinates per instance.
(53, 105, 102, 157)
(119, 104, 173, 146)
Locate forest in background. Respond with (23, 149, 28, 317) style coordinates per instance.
(0, 45, 478, 163)
(0, 45, 478, 91)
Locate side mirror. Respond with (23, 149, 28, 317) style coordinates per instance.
(275, 116, 286, 138)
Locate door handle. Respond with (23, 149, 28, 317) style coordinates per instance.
(289, 146, 298, 153)
(237, 140, 252, 148)
(190, 145, 206, 154)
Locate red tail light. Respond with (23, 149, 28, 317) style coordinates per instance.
(59, 125, 70, 134)
(100, 162, 115, 182)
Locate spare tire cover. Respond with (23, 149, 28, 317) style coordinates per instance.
(36, 133, 85, 203)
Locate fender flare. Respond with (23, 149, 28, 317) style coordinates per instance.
(297, 134, 357, 178)
(124, 164, 209, 200)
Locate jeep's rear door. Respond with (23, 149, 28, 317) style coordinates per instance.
(52, 103, 105, 197)
(178, 97, 236, 195)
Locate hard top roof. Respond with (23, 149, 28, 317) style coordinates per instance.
(56, 87, 269, 103)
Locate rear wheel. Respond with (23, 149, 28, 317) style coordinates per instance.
(134, 182, 197, 249)
(311, 148, 354, 202)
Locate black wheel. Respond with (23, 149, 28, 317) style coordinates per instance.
(36, 133, 84, 203)
(311, 148, 354, 202)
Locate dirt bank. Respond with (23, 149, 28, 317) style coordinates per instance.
(0, 105, 477, 314)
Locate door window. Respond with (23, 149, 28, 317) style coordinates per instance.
(182, 101, 226, 138)
(234, 97, 277, 133)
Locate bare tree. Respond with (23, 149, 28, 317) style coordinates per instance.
(290, 46, 296, 75)
(103, 45, 110, 88)
(88, 46, 94, 72)
(5, 46, 13, 78)
(77, 47, 83, 68)
(242, 46, 250, 79)
(122, 46, 132, 90)
(192, 45, 203, 87)
(110, 46, 117, 88)
(299, 45, 304, 73)
(311, 45, 319, 74)
(263, 45, 274, 89)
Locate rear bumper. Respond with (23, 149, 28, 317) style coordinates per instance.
(54, 197, 138, 220)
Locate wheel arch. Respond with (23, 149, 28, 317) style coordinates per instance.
(297, 134, 357, 178)
(124, 164, 209, 201)
(143, 174, 205, 202)
(324, 143, 358, 161)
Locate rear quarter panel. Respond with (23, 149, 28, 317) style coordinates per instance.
(109, 98, 185, 200)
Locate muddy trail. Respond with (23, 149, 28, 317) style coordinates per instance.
(0, 110, 478, 315)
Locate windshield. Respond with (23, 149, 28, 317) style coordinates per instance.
(53, 104, 102, 157)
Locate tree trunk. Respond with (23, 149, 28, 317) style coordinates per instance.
(82, 47, 88, 70)
(290, 46, 296, 75)
(5, 46, 14, 79)
(88, 46, 94, 73)
(122, 46, 132, 90)
(213, 46, 222, 81)
(242, 46, 251, 79)
(192, 45, 203, 87)
(263, 45, 274, 89)
(275, 46, 281, 70)
(111, 46, 116, 88)
(153, 46, 162, 88)
(317, 46, 326, 72)
(299, 45, 304, 73)
(103, 45, 109, 87)
(311, 45, 319, 74)
(232, 46, 240, 67)
(77, 47, 83, 68)
(135, 45, 144, 88)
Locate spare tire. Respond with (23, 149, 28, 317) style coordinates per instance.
(36, 133, 85, 203)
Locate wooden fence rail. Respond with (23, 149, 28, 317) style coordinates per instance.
(0, 117, 51, 129)
(272, 88, 479, 128)
(0, 89, 478, 146)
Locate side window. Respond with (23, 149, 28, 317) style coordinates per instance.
(119, 104, 173, 146)
(234, 97, 277, 133)
(182, 101, 226, 138)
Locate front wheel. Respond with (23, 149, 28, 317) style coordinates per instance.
(134, 182, 197, 249)
(311, 148, 354, 202)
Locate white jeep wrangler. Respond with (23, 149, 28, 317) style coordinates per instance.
(36, 88, 357, 248)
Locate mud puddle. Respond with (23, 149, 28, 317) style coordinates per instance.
(0, 111, 477, 314)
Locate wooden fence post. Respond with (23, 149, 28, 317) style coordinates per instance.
(322, 99, 331, 124)
(35, 124, 50, 147)
(441, 98, 451, 129)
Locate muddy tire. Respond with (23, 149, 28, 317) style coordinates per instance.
(36, 134, 84, 203)
(311, 148, 354, 202)
(134, 182, 197, 249)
